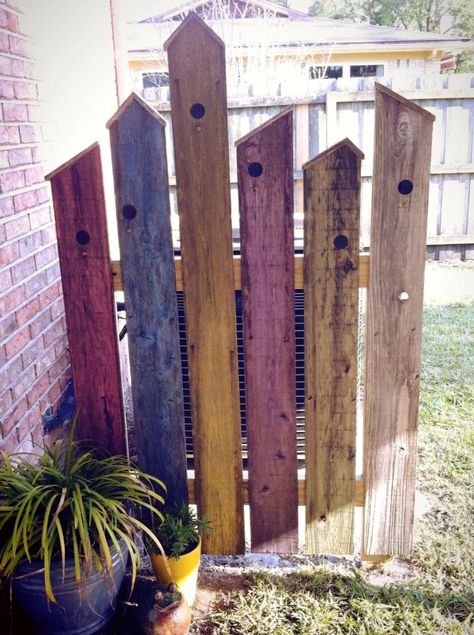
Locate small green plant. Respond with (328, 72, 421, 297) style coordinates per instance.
(149, 503, 210, 558)
(0, 416, 166, 602)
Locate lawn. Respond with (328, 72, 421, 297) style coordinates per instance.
(193, 281, 474, 633)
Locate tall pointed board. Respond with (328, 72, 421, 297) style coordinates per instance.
(164, 14, 244, 553)
(364, 84, 434, 556)
(107, 94, 188, 508)
(46, 144, 126, 455)
(237, 109, 298, 553)
(304, 139, 363, 554)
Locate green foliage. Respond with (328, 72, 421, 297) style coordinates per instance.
(149, 504, 210, 558)
(0, 417, 166, 603)
(415, 302, 474, 595)
(308, 0, 474, 40)
(196, 296, 474, 634)
(206, 569, 473, 634)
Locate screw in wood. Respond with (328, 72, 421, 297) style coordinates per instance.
(398, 291, 409, 301)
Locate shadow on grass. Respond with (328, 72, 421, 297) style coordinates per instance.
(197, 568, 474, 635)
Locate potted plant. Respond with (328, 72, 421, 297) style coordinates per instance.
(147, 503, 210, 607)
(0, 418, 166, 635)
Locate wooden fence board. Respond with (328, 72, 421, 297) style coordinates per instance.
(165, 14, 244, 554)
(364, 83, 434, 556)
(107, 93, 188, 508)
(46, 144, 126, 455)
(111, 254, 370, 292)
(237, 109, 298, 552)
(304, 139, 363, 554)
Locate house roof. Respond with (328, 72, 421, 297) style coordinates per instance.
(128, 14, 472, 58)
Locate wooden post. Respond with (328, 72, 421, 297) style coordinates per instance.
(46, 144, 126, 455)
(303, 139, 363, 554)
(364, 83, 434, 557)
(164, 14, 244, 554)
(236, 109, 298, 553)
(107, 93, 188, 508)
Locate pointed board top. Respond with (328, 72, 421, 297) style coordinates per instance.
(375, 82, 435, 122)
(303, 138, 364, 171)
(106, 92, 166, 129)
(164, 11, 223, 51)
(235, 107, 293, 148)
(45, 142, 99, 181)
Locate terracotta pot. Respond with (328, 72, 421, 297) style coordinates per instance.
(143, 586, 191, 635)
(149, 539, 201, 606)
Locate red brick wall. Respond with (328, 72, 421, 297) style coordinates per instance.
(0, 1, 70, 452)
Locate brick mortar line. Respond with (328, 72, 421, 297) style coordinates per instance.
(0, 227, 56, 257)
(0, 324, 70, 422)
(0, 256, 60, 297)
(0, 27, 32, 42)
(3, 273, 62, 313)
(0, 199, 52, 222)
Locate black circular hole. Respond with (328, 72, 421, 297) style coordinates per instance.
(248, 162, 263, 177)
(190, 103, 205, 119)
(334, 235, 349, 250)
(398, 179, 413, 195)
(76, 230, 90, 245)
(122, 205, 137, 220)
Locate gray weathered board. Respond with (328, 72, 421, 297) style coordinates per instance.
(364, 83, 434, 556)
(304, 139, 363, 555)
(237, 109, 298, 553)
(108, 94, 188, 508)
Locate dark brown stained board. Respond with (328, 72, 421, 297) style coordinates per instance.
(164, 13, 244, 554)
(107, 93, 188, 508)
(364, 83, 434, 556)
(303, 139, 363, 555)
(236, 109, 298, 553)
(46, 144, 126, 455)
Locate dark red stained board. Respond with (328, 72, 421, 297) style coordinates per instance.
(107, 94, 188, 508)
(303, 139, 363, 555)
(364, 84, 434, 557)
(46, 144, 126, 455)
(165, 14, 244, 554)
(237, 109, 298, 553)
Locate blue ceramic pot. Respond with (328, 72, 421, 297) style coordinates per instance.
(11, 539, 128, 635)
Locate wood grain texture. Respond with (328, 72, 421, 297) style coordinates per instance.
(304, 139, 363, 555)
(188, 478, 366, 507)
(47, 144, 126, 455)
(165, 14, 244, 554)
(237, 109, 298, 553)
(364, 83, 434, 556)
(108, 93, 188, 508)
(112, 254, 370, 292)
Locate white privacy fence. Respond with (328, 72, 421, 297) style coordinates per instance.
(145, 73, 474, 260)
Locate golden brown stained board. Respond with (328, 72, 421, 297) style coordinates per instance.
(304, 139, 363, 554)
(165, 14, 244, 554)
(237, 109, 298, 552)
(364, 83, 434, 557)
(111, 254, 370, 292)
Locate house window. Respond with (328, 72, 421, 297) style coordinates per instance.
(350, 64, 384, 78)
(142, 72, 169, 89)
(309, 65, 343, 80)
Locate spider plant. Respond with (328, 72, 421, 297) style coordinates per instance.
(0, 417, 166, 603)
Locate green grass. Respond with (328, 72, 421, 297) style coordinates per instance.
(197, 301, 474, 634)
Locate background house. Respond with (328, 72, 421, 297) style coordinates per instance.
(121, 0, 474, 259)
(125, 0, 472, 100)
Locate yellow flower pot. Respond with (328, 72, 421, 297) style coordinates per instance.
(150, 539, 201, 607)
